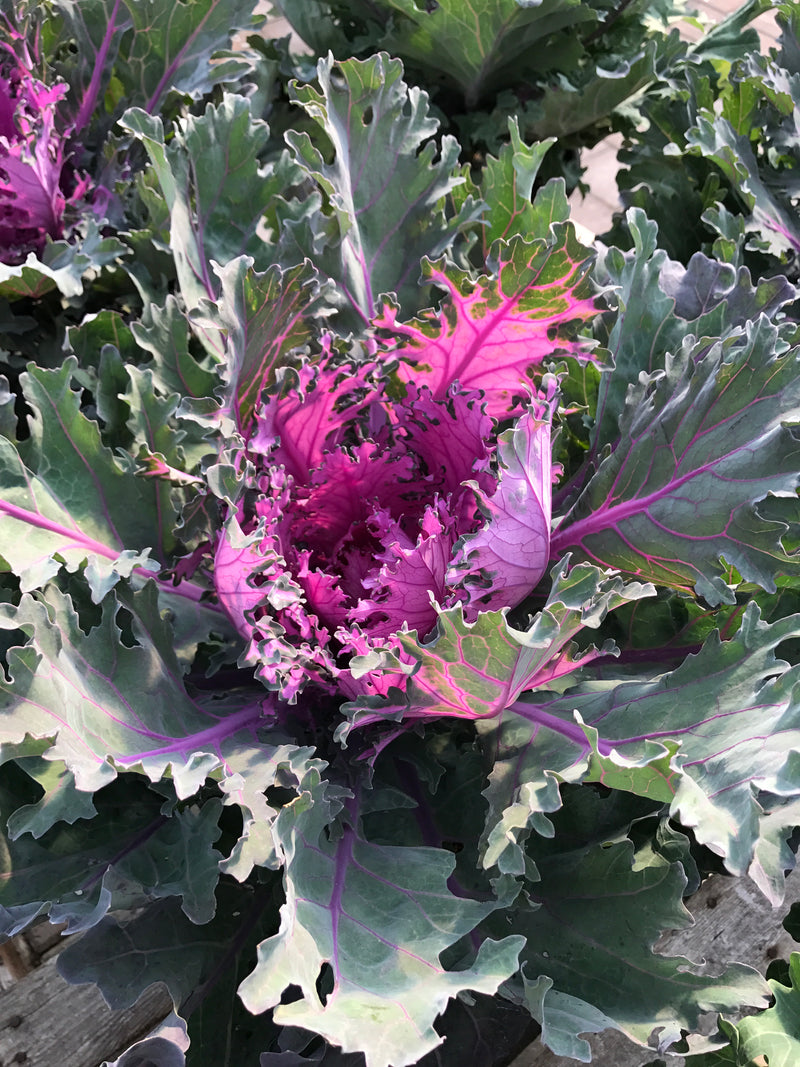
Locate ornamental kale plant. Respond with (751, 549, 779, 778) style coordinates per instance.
(3, 3, 800, 1067)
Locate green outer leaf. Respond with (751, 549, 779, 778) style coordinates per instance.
(591, 209, 796, 451)
(131, 297, 220, 401)
(554, 317, 800, 604)
(592, 210, 675, 449)
(0, 583, 266, 795)
(523, 37, 685, 142)
(198, 256, 326, 429)
(0, 771, 221, 935)
(705, 953, 800, 1067)
(488, 837, 769, 1054)
(66, 311, 147, 441)
(57, 880, 279, 1010)
(58, 882, 289, 1065)
(0, 771, 157, 936)
(0, 225, 128, 300)
(521, 974, 622, 1061)
(6, 757, 97, 840)
(682, 1046, 737, 1066)
(121, 366, 185, 559)
(238, 783, 524, 1067)
(689, 0, 766, 61)
(468, 120, 559, 256)
(378, 0, 596, 106)
(218, 742, 323, 882)
(482, 603, 800, 887)
(285, 52, 479, 324)
(748, 796, 800, 904)
(104, 0, 257, 113)
(119, 105, 214, 319)
(0, 359, 168, 595)
(111, 799, 223, 925)
(121, 94, 292, 340)
(686, 111, 800, 259)
(0, 375, 16, 439)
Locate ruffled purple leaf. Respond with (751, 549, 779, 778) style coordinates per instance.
(450, 393, 557, 615)
(0, 72, 70, 262)
(355, 503, 459, 639)
(251, 350, 375, 482)
(213, 364, 508, 700)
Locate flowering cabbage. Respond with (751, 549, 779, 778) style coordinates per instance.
(0, 65, 76, 262)
(214, 351, 556, 701)
(6, 30, 800, 1067)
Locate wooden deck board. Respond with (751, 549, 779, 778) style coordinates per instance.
(0, 953, 172, 1067)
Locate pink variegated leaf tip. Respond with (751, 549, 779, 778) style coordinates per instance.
(373, 231, 600, 417)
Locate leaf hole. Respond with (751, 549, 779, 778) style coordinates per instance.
(361, 105, 374, 126)
(441, 839, 463, 854)
(329, 65, 347, 92)
(316, 963, 335, 1006)
(115, 605, 137, 647)
(264, 785, 297, 808)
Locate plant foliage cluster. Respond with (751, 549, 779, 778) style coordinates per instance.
(1, 0, 800, 1064)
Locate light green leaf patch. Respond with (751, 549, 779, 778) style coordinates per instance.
(0, 359, 168, 598)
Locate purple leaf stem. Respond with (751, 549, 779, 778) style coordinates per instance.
(0, 498, 221, 610)
(116, 703, 264, 763)
(549, 461, 717, 559)
(507, 701, 615, 756)
(144, 0, 223, 113)
(73, 0, 122, 133)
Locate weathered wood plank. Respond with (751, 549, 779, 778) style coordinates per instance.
(512, 868, 800, 1066)
(0, 952, 171, 1067)
(22, 920, 68, 962)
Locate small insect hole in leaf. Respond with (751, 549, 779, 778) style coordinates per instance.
(316, 962, 335, 1005)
